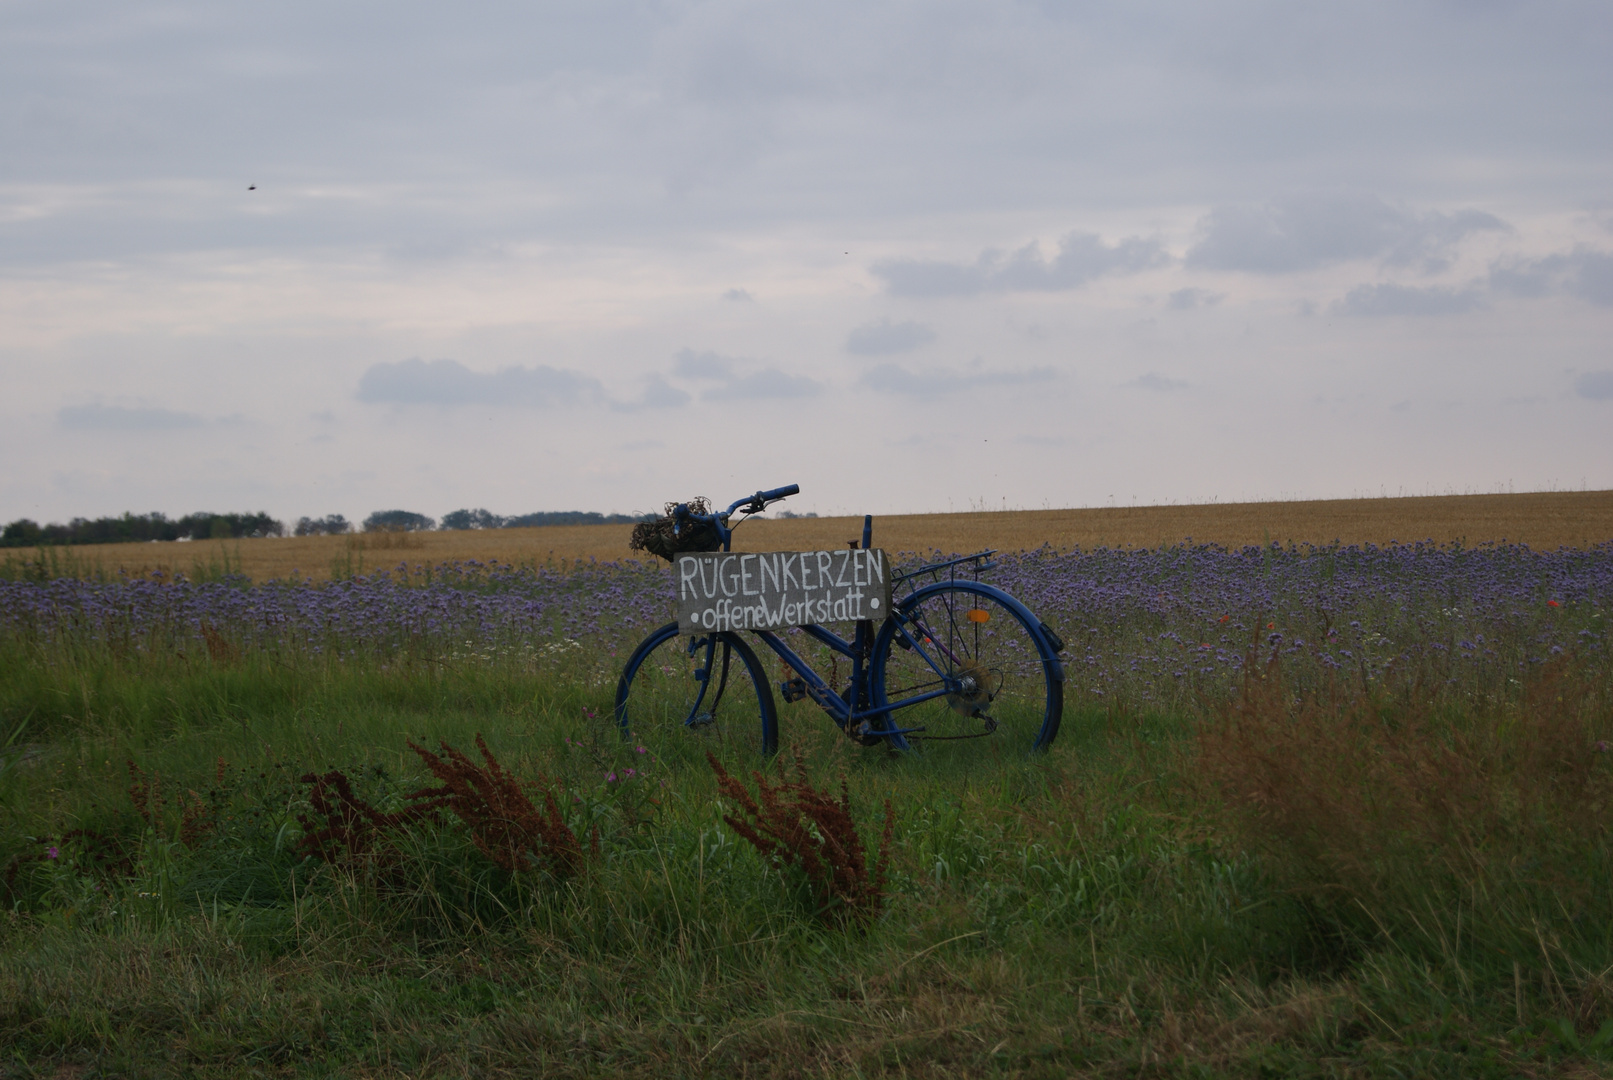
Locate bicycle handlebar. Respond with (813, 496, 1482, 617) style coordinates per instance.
(672, 484, 800, 538)
(725, 484, 799, 516)
(757, 483, 800, 503)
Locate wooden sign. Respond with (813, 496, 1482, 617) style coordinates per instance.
(676, 550, 892, 633)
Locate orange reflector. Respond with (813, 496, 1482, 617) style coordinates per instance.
(966, 608, 991, 623)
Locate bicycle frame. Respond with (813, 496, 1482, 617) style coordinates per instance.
(670, 491, 1056, 746)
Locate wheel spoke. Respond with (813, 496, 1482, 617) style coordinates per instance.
(872, 584, 1061, 754)
(615, 623, 778, 756)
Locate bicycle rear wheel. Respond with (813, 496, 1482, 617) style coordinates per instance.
(870, 581, 1062, 754)
(614, 621, 779, 756)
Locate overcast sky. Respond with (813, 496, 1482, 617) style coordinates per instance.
(4, 0, 1611, 524)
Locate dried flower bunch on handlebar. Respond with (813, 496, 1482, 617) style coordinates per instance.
(629, 497, 723, 563)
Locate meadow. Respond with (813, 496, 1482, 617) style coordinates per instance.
(1, 494, 1611, 1077)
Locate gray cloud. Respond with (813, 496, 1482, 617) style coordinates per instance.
(1128, 373, 1190, 392)
(1576, 371, 1613, 401)
(57, 404, 208, 431)
(355, 358, 604, 407)
(702, 368, 823, 401)
(871, 233, 1168, 298)
(722, 288, 754, 302)
(1166, 288, 1223, 310)
(667, 348, 821, 401)
(844, 318, 936, 355)
(1187, 197, 1507, 274)
(616, 374, 691, 411)
(1334, 283, 1485, 317)
(860, 362, 1054, 399)
(1490, 248, 1613, 306)
(671, 349, 736, 379)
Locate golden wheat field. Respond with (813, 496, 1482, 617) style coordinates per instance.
(7, 489, 1612, 584)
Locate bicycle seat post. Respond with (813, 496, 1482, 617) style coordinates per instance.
(861, 514, 872, 551)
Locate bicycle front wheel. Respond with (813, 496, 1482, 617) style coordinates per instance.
(614, 621, 779, 756)
(870, 581, 1063, 754)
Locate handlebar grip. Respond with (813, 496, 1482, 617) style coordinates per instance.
(757, 484, 800, 502)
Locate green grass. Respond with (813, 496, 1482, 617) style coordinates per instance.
(1, 642, 1611, 1077)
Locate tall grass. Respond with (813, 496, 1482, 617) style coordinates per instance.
(2, 642, 1611, 1075)
(1196, 650, 1613, 1035)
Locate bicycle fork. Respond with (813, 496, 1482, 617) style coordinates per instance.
(686, 635, 733, 729)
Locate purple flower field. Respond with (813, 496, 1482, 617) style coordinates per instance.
(3, 542, 1609, 709)
(987, 541, 1613, 705)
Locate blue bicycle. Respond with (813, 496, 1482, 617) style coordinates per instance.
(614, 484, 1066, 756)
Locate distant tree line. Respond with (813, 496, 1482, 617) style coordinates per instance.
(294, 514, 352, 536)
(365, 508, 657, 532)
(438, 509, 658, 530)
(1, 506, 669, 547)
(0, 512, 283, 547)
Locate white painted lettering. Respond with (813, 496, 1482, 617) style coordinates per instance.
(740, 554, 757, 596)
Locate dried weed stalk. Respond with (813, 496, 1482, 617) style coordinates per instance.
(200, 623, 239, 664)
(128, 758, 217, 848)
(407, 735, 583, 879)
(127, 760, 163, 831)
(296, 769, 429, 864)
(708, 748, 893, 924)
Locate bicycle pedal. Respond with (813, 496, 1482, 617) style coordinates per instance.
(779, 677, 807, 703)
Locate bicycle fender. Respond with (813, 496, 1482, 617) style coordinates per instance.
(875, 581, 1066, 683)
